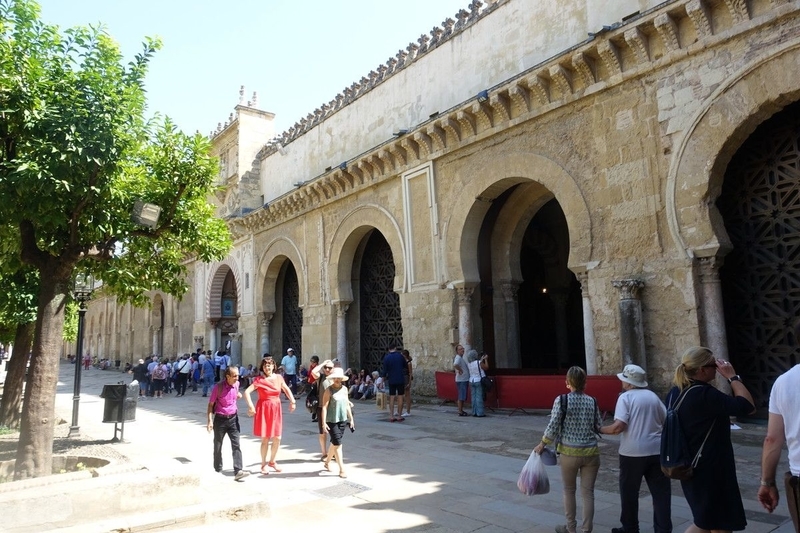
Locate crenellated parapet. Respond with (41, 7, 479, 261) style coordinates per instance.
(230, 0, 798, 237)
(256, 0, 502, 158)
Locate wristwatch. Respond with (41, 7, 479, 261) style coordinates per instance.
(760, 480, 776, 487)
(728, 375, 742, 384)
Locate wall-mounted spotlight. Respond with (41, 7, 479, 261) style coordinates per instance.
(277, 145, 287, 156)
(338, 162, 347, 171)
(393, 129, 409, 137)
(429, 111, 439, 119)
(293, 181, 304, 188)
(477, 90, 489, 103)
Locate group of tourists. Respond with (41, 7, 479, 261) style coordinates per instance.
(208, 353, 356, 481)
(525, 345, 799, 533)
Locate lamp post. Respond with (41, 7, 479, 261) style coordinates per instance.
(68, 273, 94, 438)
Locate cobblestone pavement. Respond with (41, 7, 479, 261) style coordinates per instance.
(1, 362, 796, 532)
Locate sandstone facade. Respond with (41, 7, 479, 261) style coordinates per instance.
(82, 0, 800, 406)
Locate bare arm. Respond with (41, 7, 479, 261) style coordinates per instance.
(244, 382, 256, 415)
(320, 388, 331, 432)
(279, 378, 297, 412)
(758, 412, 786, 513)
(600, 419, 628, 435)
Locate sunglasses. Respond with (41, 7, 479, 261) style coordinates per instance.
(324, 366, 333, 370)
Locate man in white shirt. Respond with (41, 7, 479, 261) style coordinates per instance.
(281, 348, 299, 396)
(175, 354, 192, 397)
(758, 361, 800, 532)
(600, 364, 671, 533)
(452, 344, 470, 417)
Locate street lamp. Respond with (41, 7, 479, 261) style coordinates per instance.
(68, 272, 94, 438)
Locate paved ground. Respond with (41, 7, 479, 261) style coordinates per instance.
(3, 361, 797, 532)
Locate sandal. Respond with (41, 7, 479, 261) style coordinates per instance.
(390, 417, 397, 422)
(260, 463, 269, 475)
(323, 459, 331, 471)
(396, 416, 405, 422)
(458, 411, 469, 417)
(267, 461, 282, 472)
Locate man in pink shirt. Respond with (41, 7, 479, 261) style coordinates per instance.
(207, 366, 249, 481)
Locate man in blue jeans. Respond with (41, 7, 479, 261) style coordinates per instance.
(382, 345, 406, 422)
(207, 366, 249, 481)
(281, 348, 299, 396)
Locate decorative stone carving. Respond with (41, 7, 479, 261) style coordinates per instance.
(723, 0, 749, 23)
(624, 27, 649, 64)
(655, 13, 680, 52)
(470, 101, 493, 130)
(439, 117, 462, 143)
(686, 0, 712, 39)
(456, 286, 474, 305)
(549, 64, 573, 96)
(456, 110, 476, 137)
(525, 75, 550, 106)
(597, 40, 622, 76)
(612, 278, 644, 300)
(489, 93, 511, 122)
(508, 85, 530, 113)
(571, 52, 596, 87)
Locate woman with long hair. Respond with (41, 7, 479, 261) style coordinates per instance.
(666, 346, 755, 533)
(244, 356, 296, 474)
(534, 366, 602, 533)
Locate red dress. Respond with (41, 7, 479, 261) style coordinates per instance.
(252, 375, 283, 438)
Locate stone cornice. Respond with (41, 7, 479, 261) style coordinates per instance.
(231, 0, 799, 236)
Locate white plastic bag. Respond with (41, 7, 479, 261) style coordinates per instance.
(517, 450, 550, 495)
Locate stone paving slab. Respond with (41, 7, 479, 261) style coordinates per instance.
(2, 362, 795, 532)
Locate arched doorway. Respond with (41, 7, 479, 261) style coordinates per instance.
(717, 100, 800, 409)
(279, 261, 303, 360)
(357, 230, 403, 371)
(479, 187, 585, 370)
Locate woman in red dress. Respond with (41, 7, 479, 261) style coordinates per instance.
(244, 356, 296, 474)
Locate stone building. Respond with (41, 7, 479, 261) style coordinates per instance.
(84, 0, 800, 408)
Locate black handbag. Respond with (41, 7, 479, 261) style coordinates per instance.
(478, 365, 494, 391)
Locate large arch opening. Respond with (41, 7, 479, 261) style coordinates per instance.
(717, 100, 800, 409)
(478, 184, 585, 370)
(354, 230, 404, 373)
(278, 261, 303, 361)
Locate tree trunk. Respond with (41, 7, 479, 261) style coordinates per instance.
(14, 273, 69, 480)
(0, 322, 35, 428)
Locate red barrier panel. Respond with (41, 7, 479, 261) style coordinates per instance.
(436, 371, 621, 413)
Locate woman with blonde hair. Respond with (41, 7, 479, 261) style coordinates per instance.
(666, 346, 755, 533)
(534, 366, 602, 533)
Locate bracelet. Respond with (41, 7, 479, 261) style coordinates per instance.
(760, 480, 776, 487)
(728, 375, 742, 384)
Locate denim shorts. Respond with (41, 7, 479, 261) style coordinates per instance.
(456, 381, 469, 401)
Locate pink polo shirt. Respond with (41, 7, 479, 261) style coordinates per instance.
(208, 380, 239, 416)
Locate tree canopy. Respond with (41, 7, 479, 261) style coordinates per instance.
(0, 0, 231, 478)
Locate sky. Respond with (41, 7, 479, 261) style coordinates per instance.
(37, 0, 469, 137)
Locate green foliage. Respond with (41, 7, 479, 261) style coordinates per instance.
(0, 0, 231, 303)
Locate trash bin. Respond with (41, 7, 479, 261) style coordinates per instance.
(100, 383, 138, 423)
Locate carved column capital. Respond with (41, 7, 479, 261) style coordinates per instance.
(259, 312, 273, 326)
(697, 256, 724, 284)
(612, 278, 644, 300)
(336, 301, 351, 317)
(455, 286, 474, 305)
(500, 281, 519, 302)
(209, 320, 219, 329)
(576, 271, 590, 298)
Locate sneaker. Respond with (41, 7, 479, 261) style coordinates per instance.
(401, 411, 410, 417)
(234, 470, 250, 481)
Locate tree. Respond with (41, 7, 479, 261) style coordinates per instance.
(0, 0, 231, 478)
(0, 265, 38, 428)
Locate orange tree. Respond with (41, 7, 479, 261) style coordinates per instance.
(0, 0, 231, 478)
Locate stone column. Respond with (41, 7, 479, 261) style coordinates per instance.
(612, 278, 646, 370)
(551, 289, 570, 368)
(335, 302, 351, 369)
(229, 332, 243, 367)
(697, 256, 732, 394)
(576, 272, 598, 375)
(456, 286, 475, 352)
(209, 320, 218, 353)
(501, 282, 521, 367)
(259, 313, 273, 356)
(152, 327, 161, 357)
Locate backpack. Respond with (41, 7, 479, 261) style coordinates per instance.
(152, 364, 167, 380)
(660, 385, 715, 480)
